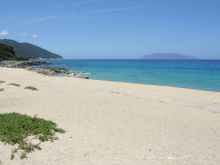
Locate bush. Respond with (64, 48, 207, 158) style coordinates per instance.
(0, 112, 66, 159)
(8, 83, 21, 87)
(25, 86, 38, 91)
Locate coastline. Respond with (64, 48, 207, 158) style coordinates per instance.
(0, 67, 220, 165)
(36, 59, 220, 92)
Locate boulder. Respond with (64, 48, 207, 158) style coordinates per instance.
(83, 76, 89, 79)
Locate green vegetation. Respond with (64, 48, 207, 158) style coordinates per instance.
(0, 112, 66, 159)
(8, 83, 21, 87)
(25, 86, 38, 91)
(0, 39, 63, 59)
(0, 81, 5, 84)
(0, 88, 4, 91)
(0, 43, 28, 61)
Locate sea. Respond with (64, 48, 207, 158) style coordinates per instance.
(36, 59, 220, 92)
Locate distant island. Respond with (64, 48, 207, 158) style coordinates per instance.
(0, 39, 63, 60)
(141, 53, 196, 60)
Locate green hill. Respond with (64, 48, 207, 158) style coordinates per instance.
(0, 43, 28, 61)
(0, 39, 63, 59)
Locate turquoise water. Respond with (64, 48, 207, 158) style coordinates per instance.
(38, 59, 220, 92)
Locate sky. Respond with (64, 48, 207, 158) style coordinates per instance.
(0, 0, 219, 59)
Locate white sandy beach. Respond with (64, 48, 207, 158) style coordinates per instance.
(0, 67, 220, 165)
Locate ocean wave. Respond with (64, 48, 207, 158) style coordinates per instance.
(82, 72, 91, 75)
(49, 64, 66, 66)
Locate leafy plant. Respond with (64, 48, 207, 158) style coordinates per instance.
(0, 88, 4, 91)
(0, 112, 66, 160)
(0, 81, 5, 84)
(8, 83, 21, 87)
(25, 86, 38, 91)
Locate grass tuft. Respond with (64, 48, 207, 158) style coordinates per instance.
(0, 112, 66, 160)
(0, 88, 3, 92)
(25, 86, 38, 91)
(8, 83, 21, 87)
(0, 81, 5, 84)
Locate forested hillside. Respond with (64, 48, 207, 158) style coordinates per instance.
(0, 43, 28, 61)
(0, 39, 63, 59)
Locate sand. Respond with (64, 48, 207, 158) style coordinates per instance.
(0, 67, 220, 165)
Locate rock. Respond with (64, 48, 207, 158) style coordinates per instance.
(0, 60, 90, 79)
(26, 67, 79, 76)
(83, 76, 89, 79)
(0, 60, 51, 68)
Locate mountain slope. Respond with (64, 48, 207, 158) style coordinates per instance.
(141, 53, 196, 60)
(0, 43, 28, 61)
(0, 39, 63, 59)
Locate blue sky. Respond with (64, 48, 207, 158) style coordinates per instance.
(0, 0, 219, 59)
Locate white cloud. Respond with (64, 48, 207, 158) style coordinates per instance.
(86, 5, 146, 15)
(54, 0, 97, 9)
(32, 35, 38, 38)
(0, 30, 9, 35)
(65, 5, 146, 19)
(26, 16, 60, 23)
(26, 4, 153, 23)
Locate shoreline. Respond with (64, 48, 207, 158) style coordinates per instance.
(35, 59, 220, 93)
(31, 69, 220, 94)
(1, 64, 219, 93)
(81, 77, 220, 93)
(1, 60, 219, 93)
(0, 67, 220, 164)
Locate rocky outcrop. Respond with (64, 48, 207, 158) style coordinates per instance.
(26, 68, 73, 75)
(26, 68, 90, 78)
(0, 60, 90, 79)
(0, 60, 50, 68)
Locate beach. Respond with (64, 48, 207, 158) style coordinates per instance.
(0, 67, 220, 165)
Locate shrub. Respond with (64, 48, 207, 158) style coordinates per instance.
(0, 81, 5, 84)
(25, 86, 38, 91)
(0, 88, 4, 91)
(8, 83, 21, 87)
(0, 112, 66, 159)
